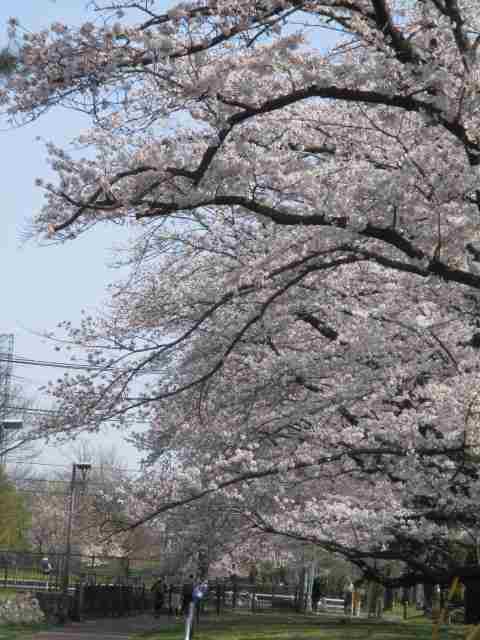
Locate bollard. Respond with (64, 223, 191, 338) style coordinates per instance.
(184, 601, 195, 640)
(185, 581, 209, 640)
(216, 581, 221, 616)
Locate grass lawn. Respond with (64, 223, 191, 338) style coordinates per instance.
(0, 622, 50, 640)
(134, 611, 470, 640)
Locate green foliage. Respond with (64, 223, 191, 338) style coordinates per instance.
(0, 468, 30, 549)
(0, 49, 17, 77)
(254, 561, 290, 584)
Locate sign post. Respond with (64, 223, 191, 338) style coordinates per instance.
(184, 582, 208, 640)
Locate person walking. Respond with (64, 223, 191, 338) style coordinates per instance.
(312, 576, 322, 612)
(40, 556, 53, 589)
(151, 577, 165, 618)
(170, 581, 182, 618)
(182, 574, 195, 615)
(343, 580, 354, 615)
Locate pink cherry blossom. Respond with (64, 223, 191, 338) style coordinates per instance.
(6, 1, 480, 605)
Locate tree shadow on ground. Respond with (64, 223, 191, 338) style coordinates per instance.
(136, 611, 469, 640)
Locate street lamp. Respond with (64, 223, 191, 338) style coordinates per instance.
(62, 463, 91, 596)
(0, 420, 23, 464)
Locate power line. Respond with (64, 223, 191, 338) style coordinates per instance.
(7, 459, 146, 473)
(15, 477, 125, 486)
(5, 407, 55, 416)
(8, 460, 71, 468)
(4, 406, 148, 428)
(3, 355, 110, 372)
(15, 477, 71, 483)
(0, 354, 164, 375)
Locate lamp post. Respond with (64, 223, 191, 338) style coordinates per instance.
(62, 463, 91, 596)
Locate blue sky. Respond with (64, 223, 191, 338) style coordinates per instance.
(0, 1, 339, 473)
(0, 1, 169, 471)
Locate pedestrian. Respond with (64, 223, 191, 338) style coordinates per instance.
(151, 577, 165, 618)
(170, 582, 182, 618)
(343, 580, 354, 615)
(182, 574, 195, 615)
(40, 556, 53, 589)
(312, 576, 322, 612)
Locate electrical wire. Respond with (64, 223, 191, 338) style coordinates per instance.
(5, 407, 56, 416)
(4, 405, 148, 430)
(1, 351, 152, 473)
(7, 459, 146, 473)
(0, 354, 164, 374)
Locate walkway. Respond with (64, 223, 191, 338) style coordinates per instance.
(31, 613, 179, 640)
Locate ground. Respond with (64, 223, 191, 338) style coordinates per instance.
(0, 610, 473, 640)
(0, 622, 48, 640)
(135, 612, 468, 640)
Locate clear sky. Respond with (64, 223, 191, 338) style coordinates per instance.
(0, 1, 178, 473)
(0, 1, 338, 475)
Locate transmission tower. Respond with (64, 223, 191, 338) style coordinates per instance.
(0, 334, 14, 462)
(0, 334, 13, 416)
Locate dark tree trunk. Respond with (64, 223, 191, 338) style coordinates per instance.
(384, 586, 394, 611)
(409, 586, 416, 605)
(463, 579, 480, 625)
(423, 583, 434, 615)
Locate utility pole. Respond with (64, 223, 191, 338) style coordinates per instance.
(62, 463, 91, 596)
(0, 334, 15, 465)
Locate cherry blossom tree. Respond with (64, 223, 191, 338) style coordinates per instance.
(5, 0, 480, 621)
(26, 483, 68, 554)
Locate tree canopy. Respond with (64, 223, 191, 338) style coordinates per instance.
(5, 0, 480, 590)
(0, 467, 30, 549)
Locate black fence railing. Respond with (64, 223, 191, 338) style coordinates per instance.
(201, 579, 299, 614)
(0, 550, 303, 620)
(81, 584, 151, 617)
(75, 579, 297, 620)
(0, 550, 159, 592)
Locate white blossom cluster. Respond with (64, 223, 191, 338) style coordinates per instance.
(6, 0, 480, 580)
(0, 593, 45, 625)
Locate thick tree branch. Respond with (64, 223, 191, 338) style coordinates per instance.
(296, 310, 339, 341)
(142, 194, 426, 260)
(370, 0, 420, 64)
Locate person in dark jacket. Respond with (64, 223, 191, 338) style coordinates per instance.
(182, 575, 195, 615)
(151, 577, 165, 617)
(312, 576, 322, 612)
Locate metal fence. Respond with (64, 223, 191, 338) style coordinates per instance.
(0, 550, 158, 592)
(203, 579, 299, 614)
(0, 550, 303, 620)
(81, 584, 151, 617)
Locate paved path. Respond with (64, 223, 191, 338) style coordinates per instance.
(31, 613, 179, 640)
